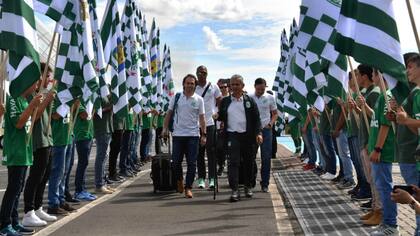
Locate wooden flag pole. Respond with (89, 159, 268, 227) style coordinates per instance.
(347, 56, 370, 134)
(378, 72, 397, 133)
(46, 33, 61, 135)
(27, 30, 58, 143)
(406, 0, 420, 52)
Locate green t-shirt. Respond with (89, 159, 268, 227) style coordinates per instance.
(2, 95, 33, 166)
(157, 115, 164, 128)
(396, 86, 419, 163)
(51, 102, 72, 146)
(74, 102, 94, 141)
(142, 114, 152, 129)
(319, 107, 332, 135)
(93, 97, 113, 137)
(32, 107, 53, 151)
(126, 110, 135, 131)
(347, 92, 360, 137)
(411, 90, 420, 170)
(359, 85, 380, 149)
(367, 92, 395, 163)
(113, 114, 125, 131)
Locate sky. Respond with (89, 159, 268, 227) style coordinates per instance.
(37, 0, 420, 93)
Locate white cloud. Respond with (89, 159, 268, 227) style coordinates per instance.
(202, 26, 229, 51)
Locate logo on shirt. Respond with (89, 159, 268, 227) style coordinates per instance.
(25, 118, 31, 133)
(245, 101, 251, 108)
(191, 100, 198, 109)
(370, 114, 378, 128)
(63, 114, 70, 124)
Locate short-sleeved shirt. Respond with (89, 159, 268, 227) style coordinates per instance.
(32, 106, 53, 151)
(93, 98, 113, 137)
(74, 102, 94, 142)
(367, 91, 395, 163)
(411, 90, 420, 170)
(195, 82, 221, 126)
(126, 109, 135, 131)
(347, 92, 360, 137)
(169, 93, 204, 137)
(157, 115, 164, 128)
(319, 108, 332, 135)
(250, 92, 276, 128)
(2, 95, 33, 166)
(359, 85, 380, 149)
(227, 96, 246, 133)
(142, 114, 152, 129)
(396, 86, 419, 163)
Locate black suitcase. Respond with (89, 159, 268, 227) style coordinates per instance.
(150, 140, 176, 193)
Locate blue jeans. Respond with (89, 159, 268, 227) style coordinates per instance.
(302, 130, 317, 165)
(336, 131, 354, 182)
(260, 128, 272, 188)
(95, 134, 112, 188)
(0, 166, 27, 228)
(48, 145, 67, 208)
(130, 130, 141, 166)
(75, 139, 93, 193)
(348, 136, 370, 193)
(399, 163, 419, 234)
(64, 141, 75, 196)
(322, 134, 337, 175)
(172, 136, 199, 189)
(312, 129, 325, 169)
(119, 130, 132, 174)
(371, 162, 397, 226)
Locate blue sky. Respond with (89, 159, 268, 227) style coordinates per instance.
(37, 0, 420, 92)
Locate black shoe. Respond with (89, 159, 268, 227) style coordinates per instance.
(360, 200, 372, 210)
(331, 176, 343, 184)
(352, 192, 372, 201)
(348, 185, 360, 195)
(338, 180, 356, 189)
(13, 224, 35, 235)
(230, 191, 240, 202)
(244, 188, 253, 198)
(47, 207, 69, 216)
(65, 192, 81, 204)
(105, 175, 117, 184)
(261, 186, 269, 193)
(60, 202, 77, 212)
(119, 171, 133, 178)
(109, 175, 124, 183)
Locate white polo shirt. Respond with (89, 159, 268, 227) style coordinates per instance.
(250, 92, 276, 128)
(169, 93, 205, 137)
(227, 96, 246, 133)
(195, 82, 221, 126)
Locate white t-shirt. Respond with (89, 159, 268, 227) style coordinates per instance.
(227, 96, 246, 133)
(250, 92, 276, 128)
(169, 93, 205, 137)
(195, 82, 221, 126)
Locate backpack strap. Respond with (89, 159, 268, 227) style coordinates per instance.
(201, 83, 211, 98)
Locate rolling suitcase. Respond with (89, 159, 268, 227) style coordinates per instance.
(150, 138, 176, 193)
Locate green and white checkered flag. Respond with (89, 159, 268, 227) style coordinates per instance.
(89, 0, 110, 117)
(335, 0, 409, 104)
(0, 0, 41, 98)
(54, 0, 99, 118)
(101, 0, 128, 118)
(149, 19, 159, 109)
(272, 29, 288, 132)
(156, 28, 163, 112)
(162, 46, 175, 112)
(138, 10, 153, 112)
(34, 0, 77, 29)
(303, 51, 326, 112)
(122, 0, 142, 114)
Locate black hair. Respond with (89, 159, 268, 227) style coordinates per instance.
(404, 52, 419, 67)
(182, 74, 198, 86)
(254, 77, 267, 86)
(407, 53, 420, 67)
(357, 64, 373, 82)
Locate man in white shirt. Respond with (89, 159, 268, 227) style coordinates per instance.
(217, 75, 263, 202)
(195, 66, 222, 189)
(250, 78, 278, 193)
(163, 74, 206, 198)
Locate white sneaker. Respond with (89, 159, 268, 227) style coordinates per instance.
(321, 173, 336, 180)
(35, 207, 57, 222)
(22, 210, 47, 227)
(370, 224, 399, 236)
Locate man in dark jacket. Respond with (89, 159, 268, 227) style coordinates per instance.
(217, 74, 263, 202)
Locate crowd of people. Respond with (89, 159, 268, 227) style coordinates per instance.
(289, 53, 420, 236)
(0, 63, 280, 236)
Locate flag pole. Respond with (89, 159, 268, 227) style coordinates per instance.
(27, 28, 58, 143)
(347, 56, 370, 134)
(406, 0, 420, 52)
(378, 72, 397, 133)
(46, 33, 61, 135)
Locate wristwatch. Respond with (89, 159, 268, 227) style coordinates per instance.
(374, 147, 382, 153)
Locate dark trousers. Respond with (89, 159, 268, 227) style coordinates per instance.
(24, 147, 52, 213)
(321, 134, 337, 175)
(227, 132, 255, 191)
(197, 125, 217, 179)
(272, 127, 277, 159)
(155, 127, 163, 155)
(140, 128, 150, 161)
(0, 166, 28, 228)
(64, 140, 75, 198)
(119, 130, 132, 174)
(172, 136, 199, 189)
(216, 130, 226, 168)
(109, 130, 124, 177)
(75, 139, 93, 193)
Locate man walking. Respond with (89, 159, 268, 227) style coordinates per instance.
(218, 75, 262, 202)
